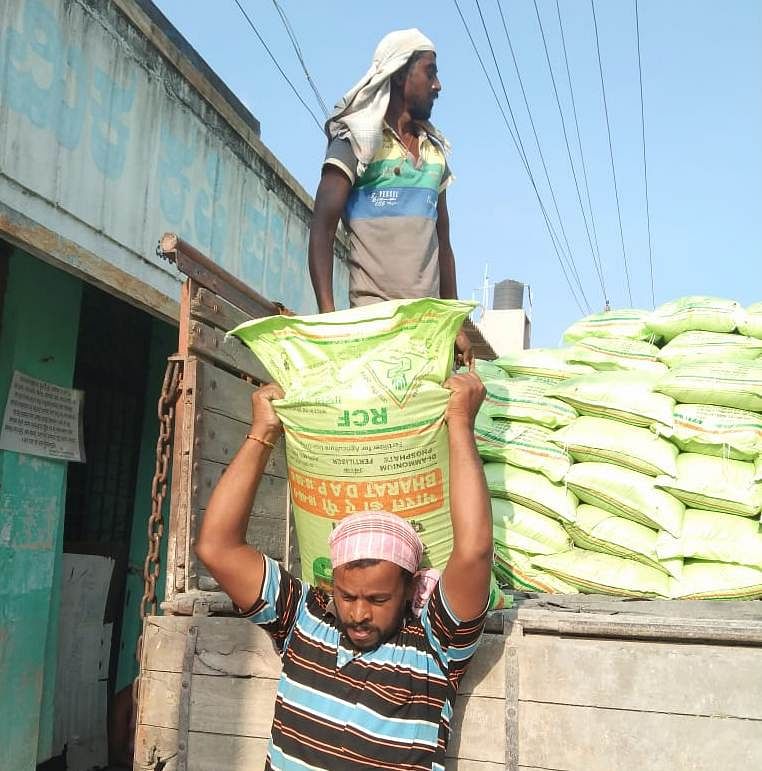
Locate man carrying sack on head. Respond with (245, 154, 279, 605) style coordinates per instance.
(195, 371, 492, 770)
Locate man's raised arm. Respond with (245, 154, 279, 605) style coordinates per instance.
(440, 372, 492, 620)
(194, 383, 284, 611)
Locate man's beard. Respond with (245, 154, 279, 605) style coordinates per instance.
(410, 98, 435, 122)
(337, 603, 409, 651)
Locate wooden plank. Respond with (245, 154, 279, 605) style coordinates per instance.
(518, 634, 762, 719)
(190, 286, 252, 334)
(195, 411, 287, 477)
(140, 670, 278, 737)
(458, 634, 506, 697)
(195, 459, 287, 509)
(518, 702, 762, 771)
(134, 724, 269, 771)
(447, 695, 505, 764)
(196, 357, 256, 423)
(188, 319, 270, 382)
(517, 606, 762, 644)
(141, 616, 282, 678)
(196, 512, 287, 590)
(505, 643, 519, 771)
(516, 596, 762, 623)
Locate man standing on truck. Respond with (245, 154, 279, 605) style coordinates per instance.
(308, 28, 473, 365)
(196, 371, 492, 770)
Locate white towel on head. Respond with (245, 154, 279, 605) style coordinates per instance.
(325, 28, 450, 173)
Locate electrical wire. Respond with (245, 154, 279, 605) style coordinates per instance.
(232, 0, 324, 132)
(452, 0, 588, 314)
(635, 0, 656, 308)
(554, 0, 609, 307)
(532, 0, 607, 307)
(591, 0, 633, 305)
(476, 0, 589, 310)
(495, 0, 588, 306)
(271, 0, 330, 117)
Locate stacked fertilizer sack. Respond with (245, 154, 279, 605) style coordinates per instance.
(476, 297, 762, 599)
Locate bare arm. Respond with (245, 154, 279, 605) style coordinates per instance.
(308, 166, 353, 313)
(194, 383, 284, 611)
(440, 373, 492, 620)
(437, 191, 457, 300)
(437, 191, 473, 366)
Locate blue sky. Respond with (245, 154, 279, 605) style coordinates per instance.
(154, 0, 761, 346)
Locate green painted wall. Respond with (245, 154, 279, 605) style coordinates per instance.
(116, 317, 177, 693)
(0, 251, 82, 769)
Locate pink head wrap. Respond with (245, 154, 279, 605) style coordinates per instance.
(328, 511, 440, 617)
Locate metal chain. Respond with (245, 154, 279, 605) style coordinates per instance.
(133, 357, 182, 709)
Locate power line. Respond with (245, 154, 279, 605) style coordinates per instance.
(635, 0, 656, 308)
(452, 0, 586, 314)
(494, 0, 590, 308)
(591, 0, 633, 305)
(532, 0, 607, 307)
(452, 0, 587, 314)
(554, 0, 608, 306)
(271, 0, 330, 117)
(232, 0, 324, 132)
(476, 0, 590, 310)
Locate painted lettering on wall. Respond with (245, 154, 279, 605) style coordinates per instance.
(0, 0, 331, 313)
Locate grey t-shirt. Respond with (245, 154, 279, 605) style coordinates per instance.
(324, 127, 452, 307)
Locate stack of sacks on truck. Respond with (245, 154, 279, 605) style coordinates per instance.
(469, 347, 582, 594)
(647, 297, 762, 599)
(476, 297, 762, 599)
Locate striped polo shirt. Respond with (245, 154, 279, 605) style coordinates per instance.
(243, 555, 485, 771)
(324, 126, 452, 308)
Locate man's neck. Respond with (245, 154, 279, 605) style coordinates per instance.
(385, 101, 418, 140)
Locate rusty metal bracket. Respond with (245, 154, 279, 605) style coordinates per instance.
(177, 624, 199, 771)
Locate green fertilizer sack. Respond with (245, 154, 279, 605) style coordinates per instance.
(494, 348, 594, 382)
(493, 545, 578, 594)
(665, 403, 762, 461)
(657, 331, 762, 368)
(564, 504, 667, 574)
(670, 561, 762, 600)
(483, 462, 577, 523)
(738, 302, 762, 340)
(656, 509, 762, 568)
(562, 309, 655, 344)
(548, 372, 675, 431)
(646, 296, 742, 341)
(565, 462, 684, 536)
(491, 497, 572, 556)
(230, 298, 474, 584)
(655, 361, 762, 412)
(568, 337, 666, 375)
(474, 413, 572, 482)
(553, 415, 678, 477)
(532, 550, 671, 598)
(655, 453, 762, 518)
(479, 379, 577, 429)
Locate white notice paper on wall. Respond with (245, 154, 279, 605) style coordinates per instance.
(0, 370, 85, 462)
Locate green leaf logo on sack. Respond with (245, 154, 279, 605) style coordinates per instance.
(367, 352, 431, 407)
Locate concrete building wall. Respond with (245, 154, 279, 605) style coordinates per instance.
(477, 308, 531, 355)
(0, 0, 348, 321)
